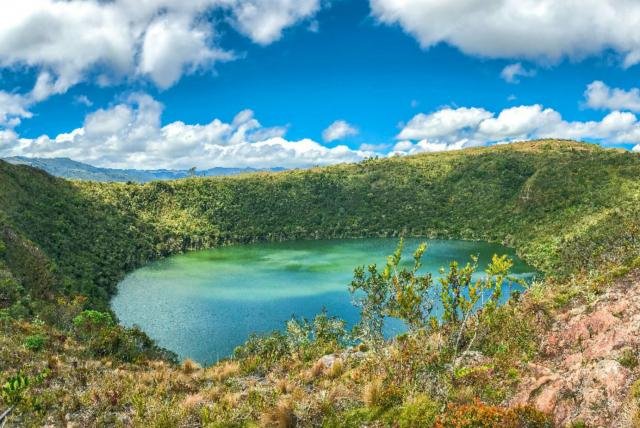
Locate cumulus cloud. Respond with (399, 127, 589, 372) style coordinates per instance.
(139, 14, 234, 89)
(0, 94, 371, 169)
(585, 81, 640, 112)
(229, 0, 321, 45)
(500, 63, 536, 83)
(397, 107, 492, 141)
(0, 0, 323, 96)
(634, 144, 640, 152)
(0, 91, 32, 127)
(322, 120, 359, 142)
(370, 0, 640, 66)
(394, 104, 640, 154)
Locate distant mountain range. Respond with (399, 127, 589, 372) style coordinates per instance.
(2, 156, 285, 182)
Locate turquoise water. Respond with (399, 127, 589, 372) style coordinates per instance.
(112, 239, 536, 364)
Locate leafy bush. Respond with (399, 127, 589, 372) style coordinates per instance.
(234, 310, 351, 373)
(71, 310, 173, 362)
(0, 275, 24, 309)
(350, 239, 433, 344)
(1, 372, 29, 406)
(396, 395, 440, 428)
(349, 239, 516, 365)
(23, 334, 45, 351)
(73, 309, 114, 339)
(434, 401, 552, 427)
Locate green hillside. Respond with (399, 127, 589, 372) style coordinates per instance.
(2, 139, 640, 426)
(2, 140, 639, 307)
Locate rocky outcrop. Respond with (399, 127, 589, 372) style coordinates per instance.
(511, 270, 640, 427)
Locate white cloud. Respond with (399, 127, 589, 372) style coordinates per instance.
(585, 81, 640, 112)
(0, 91, 32, 127)
(0, 93, 372, 169)
(360, 143, 390, 152)
(477, 105, 561, 139)
(500, 63, 536, 83)
(0, 0, 323, 97)
(229, 0, 321, 45)
(0, 70, 89, 128)
(397, 107, 492, 141)
(322, 120, 359, 142)
(139, 14, 234, 89)
(74, 95, 93, 107)
(633, 144, 640, 152)
(370, 0, 640, 67)
(394, 104, 640, 154)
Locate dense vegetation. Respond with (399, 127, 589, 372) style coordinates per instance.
(1, 140, 640, 426)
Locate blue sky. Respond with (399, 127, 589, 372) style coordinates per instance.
(1, 0, 640, 169)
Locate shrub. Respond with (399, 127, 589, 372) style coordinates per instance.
(235, 310, 351, 372)
(207, 361, 240, 382)
(396, 395, 440, 428)
(234, 331, 290, 372)
(260, 398, 296, 428)
(618, 348, 638, 369)
(434, 401, 552, 428)
(73, 310, 114, 338)
(350, 239, 433, 344)
(23, 334, 46, 351)
(1, 372, 29, 406)
(181, 358, 200, 375)
(362, 377, 401, 409)
(71, 310, 171, 362)
(0, 276, 24, 309)
(350, 239, 516, 368)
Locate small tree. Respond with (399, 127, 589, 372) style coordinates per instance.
(438, 254, 514, 368)
(349, 239, 517, 363)
(349, 239, 434, 345)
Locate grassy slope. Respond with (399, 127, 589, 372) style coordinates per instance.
(2, 139, 640, 426)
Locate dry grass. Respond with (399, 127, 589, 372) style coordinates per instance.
(327, 358, 344, 379)
(181, 358, 201, 374)
(276, 378, 294, 394)
(310, 359, 325, 378)
(207, 360, 240, 382)
(260, 398, 296, 428)
(182, 393, 205, 410)
(363, 377, 384, 408)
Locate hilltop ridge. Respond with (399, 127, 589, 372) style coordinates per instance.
(2, 156, 285, 182)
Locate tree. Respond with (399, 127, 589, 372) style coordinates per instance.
(349, 239, 433, 345)
(438, 254, 514, 368)
(350, 239, 516, 362)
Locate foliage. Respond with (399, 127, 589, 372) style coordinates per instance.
(1, 372, 29, 406)
(395, 394, 440, 427)
(23, 334, 45, 352)
(440, 254, 515, 366)
(234, 310, 351, 372)
(71, 310, 174, 362)
(349, 238, 516, 367)
(434, 401, 553, 427)
(73, 309, 114, 338)
(350, 239, 433, 344)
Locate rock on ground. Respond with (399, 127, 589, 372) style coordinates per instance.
(510, 270, 640, 427)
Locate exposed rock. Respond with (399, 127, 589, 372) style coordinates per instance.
(511, 270, 640, 427)
(318, 354, 339, 370)
(454, 350, 489, 367)
(315, 347, 368, 371)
